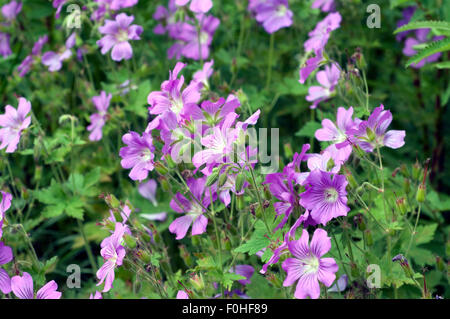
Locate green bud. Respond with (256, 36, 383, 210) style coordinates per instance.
(236, 89, 249, 106)
(235, 173, 245, 193)
(412, 161, 421, 181)
(416, 184, 426, 203)
(191, 235, 201, 246)
(396, 197, 408, 215)
(155, 162, 169, 175)
(353, 144, 366, 158)
(366, 127, 376, 142)
(105, 194, 120, 209)
(218, 173, 228, 188)
(400, 164, 410, 177)
(139, 250, 151, 264)
(403, 178, 411, 194)
(206, 168, 220, 186)
(34, 165, 42, 182)
(263, 185, 272, 201)
(179, 245, 193, 267)
(166, 155, 177, 169)
(236, 195, 245, 210)
(160, 178, 170, 192)
(266, 273, 283, 288)
(224, 237, 232, 251)
(345, 170, 358, 189)
(123, 234, 137, 249)
(190, 274, 205, 291)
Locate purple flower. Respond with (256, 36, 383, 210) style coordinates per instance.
(138, 179, 158, 206)
(42, 33, 76, 72)
(306, 151, 341, 174)
(169, 177, 216, 240)
(0, 97, 31, 153)
(0, 33, 12, 58)
(97, 222, 127, 292)
(87, 91, 112, 141)
(395, 6, 416, 42)
(315, 106, 356, 164)
(263, 144, 310, 230)
(231, 265, 255, 285)
(52, 0, 66, 19)
(252, 0, 293, 34)
(1, 1, 22, 20)
(119, 131, 155, 181)
(18, 35, 49, 77)
(402, 29, 444, 68)
(192, 60, 214, 87)
(0, 242, 13, 294)
(282, 228, 338, 299)
(299, 49, 325, 84)
(349, 104, 405, 152)
(311, 0, 334, 12)
(90, 291, 102, 299)
(148, 62, 202, 122)
(306, 63, 340, 109)
(300, 170, 350, 225)
(178, 15, 220, 60)
(177, 290, 189, 299)
(11, 272, 62, 299)
(304, 12, 341, 53)
(176, 0, 212, 13)
(0, 191, 12, 240)
(97, 13, 143, 62)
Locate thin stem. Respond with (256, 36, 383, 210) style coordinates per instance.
(77, 219, 98, 274)
(265, 33, 275, 90)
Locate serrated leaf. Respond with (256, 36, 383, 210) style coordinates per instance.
(394, 20, 450, 34)
(220, 273, 246, 290)
(295, 121, 321, 138)
(414, 223, 438, 245)
(234, 220, 271, 255)
(405, 38, 450, 68)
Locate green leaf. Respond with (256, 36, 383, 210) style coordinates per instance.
(405, 38, 450, 68)
(150, 252, 162, 267)
(220, 273, 246, 290)
(414, 223, 438, 245)
(295, 121, 321, 138)
(234, 220, 271, 255)
(394, 21, 450, 34)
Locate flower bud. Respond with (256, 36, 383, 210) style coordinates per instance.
(236, 89, 249, 106)
(263, 185, 272, 201)
(416, 184, 426, 203)
(224, 237, 232, 251)
(123, 234, 137, 249)
(236, 195, 245, 210)
(160, 177, 170, 192)
(179, 245, 193, 267)
(400, 164, 410, 177)
(138, 250, 151, 264)
(392, 254, 414, 277)
(105, 194, 120, 209)
(353, 144, 366, 158)
(165, 155, 177, 169)
(403, 178, 411, 194)
(354, 214, 366, 231)
(396, 197, 408, 215)
(155, 161, 169, 175)
(266, 273, 283, 288)
(412, 161, 421, 181)
(345, 169, 358, 189)
(350, 263, 359, 278)
(218, 172, 228, 188)
(235, 173, 245, 193)
(34, 166, 43, 182)
(190, 274, 205, 291)
(206, 168, 220, 187)
(191, 235, 201, 246)
(284, 143, 293, 159)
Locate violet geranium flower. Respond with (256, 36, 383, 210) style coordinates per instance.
(402, 29, 444, 68)
(97, 13, 143, 62)
(300, 170, 350, 225)
(0, 242, 13, 294)
(311, 0, 335, 12)
(11, 272, 62, 299)
(41, 32, 76, 72)
(306, 62, 340, 109)
(119, 131, 155, 181)
(0, 33, 12, 58)
(1, 1, 22, 21)
(349, 104, 405, 153)
(18, 35, 48, 77)
(175, 0, 212, 13)
(304, 12, 341, 53)
(282, 228, 338, 299)
(169, 177, 216, 240)
(299, 49, 325, 84)
(0, 97, 32, 153)
(87, 91, 112, 141)
(252, 0, 293, 34)
(315, 106, 356, 164)
(97, 222, 127, 292)
(0, 191, 12, 240)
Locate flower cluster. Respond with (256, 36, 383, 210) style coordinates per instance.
(0, 192, 62, 299)
(153, 1, 219, 60)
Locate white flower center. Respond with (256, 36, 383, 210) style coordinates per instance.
(188, 202, 203, 217)
(117, 29, 129, 42)
(142, 148, 153, 162)
(303, 255, 320, 274)
(276, 5, 287, 16)
(199, 31, 209, 44)
(324, 187, 339, 203)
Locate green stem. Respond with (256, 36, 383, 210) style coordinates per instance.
(77, 219, 98, 274)
(265, 33, 275, 90)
